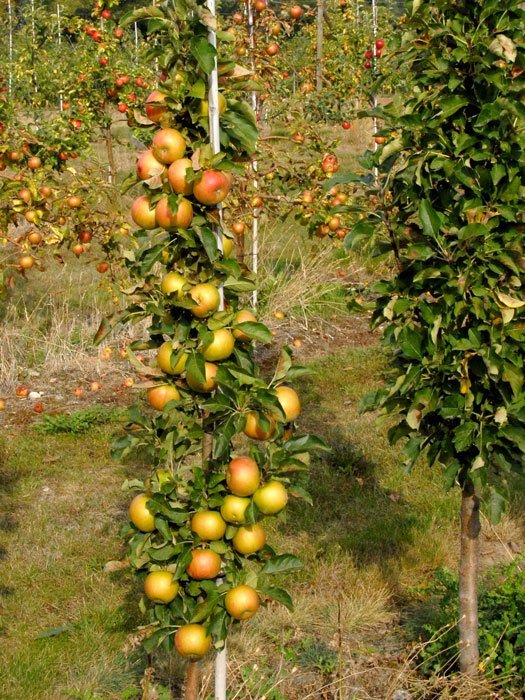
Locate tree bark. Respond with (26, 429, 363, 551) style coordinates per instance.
(184, 661, 201, 700)
(458, 479, 480, 675)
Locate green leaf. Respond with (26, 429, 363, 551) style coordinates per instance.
(35, 625, 72, 639)
(418, 200, 441, 239)
(190, 37, 217, 74)
(260, 554, 302, 575)
(233, 322, 272, 344)
(186, 352, 206, 385)
(259, 586, 294, 611)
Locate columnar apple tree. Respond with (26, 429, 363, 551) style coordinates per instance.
(346, 0, 524, 676)
(107, 0, 326, 692)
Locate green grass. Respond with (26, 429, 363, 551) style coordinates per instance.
(0, 345, 469, 700)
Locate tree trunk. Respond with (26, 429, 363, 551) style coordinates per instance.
(184, 661, 201, 700)
(458, 479, 480, 675)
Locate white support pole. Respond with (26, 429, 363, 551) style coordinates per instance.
(248, 0, 259, 309)
(205, 4, 227, 697)
(134, 22, 139, 61)
(57, 4, 63, 111)
(7, 0, 13, 96)
(371, 0, 379, 182)
(31, 0, 38, 94)
(316, 0, 323, 94)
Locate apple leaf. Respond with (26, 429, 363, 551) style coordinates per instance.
(259, 586, 294, 612)
(260, 554, 302, 575)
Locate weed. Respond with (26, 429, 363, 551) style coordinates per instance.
(35, 407, 124, 434)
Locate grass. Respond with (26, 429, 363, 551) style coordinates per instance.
(3, 343, 511, 699)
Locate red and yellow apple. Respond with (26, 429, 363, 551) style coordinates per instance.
(225, 584, 260, 620)
(226, 456, 260, 497)
(191, 510, 227, 541)
(253, 480, 288, 515)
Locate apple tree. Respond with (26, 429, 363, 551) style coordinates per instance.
(102, 0, 327, 696)
(346, 0, 524, 676)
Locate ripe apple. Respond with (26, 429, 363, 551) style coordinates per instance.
(168, 158, 194, 194)
(186, 549, 221, 579)
(220, 495, 250, 524)
(175, 624, 211, 659)
(342, 121, 351, 130)
(187, 362, 218, 393)
(253, 480, 288, 515)
(233, 11, 243, 24)
(374, 135, 386, 145)
(67, 195, 82, 208)
(289, 4, 303, 19)
(202, 329, 235, 362)
(226, 456, 260, 497)
(144, 570, 179, 603)
(254, 0, 267, 11)
(131, 195, 157, 229)
(78, 230, 92, 243)
(233, 309, 256, 341)
(232, 524, 266, 555)
(146, 384, 180, 410)
(365, 49, 374, 59)
(191, 510, 227, 540)
(72, 243, 84, 257)
(193, 170, 231, 206)
(225, 584, 260, 620)
(129, 493, 155, 532)
(96, 261, 109, 274)
(137, 150, 166, 181)
(160, 270, 188, 297)
(243, 411, 275, 440)
(145, 90, 168, 123)
(27, 156, 41, 170)
(232, 221, 246, 236)
(27, 231, 42, 245)
(155, 196, 193, 230)
(376, 38, 385, 49)
(39, 186, 52, 198)
(114, 27, 124, 39)
(328, 216, 341, 232)
(321, 155, 339, 174)
(152, 128, 186, 165)
(99, 57, 108, 66)
(189, 283, 220, 318)
(16, 384, 29, 397)
(101, 9, 111, 19)
(365, 60, 371, 69)
(275, 385, 301, 421)
(265, 43, 279, 57)
(157, 342, 187, 375)
(19, 255, 34, 269)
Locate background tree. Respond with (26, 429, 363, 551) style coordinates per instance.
(347, 0, 525, 676)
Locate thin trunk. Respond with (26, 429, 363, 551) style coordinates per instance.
(458, 479, 480, 675)
(184, 661, 201, 700)
(105, 103, 116, 183)
(316, 0, 323, 94)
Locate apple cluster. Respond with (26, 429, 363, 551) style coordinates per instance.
(117, 51, 317, 662)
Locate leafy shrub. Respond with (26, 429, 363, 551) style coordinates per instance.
(408, 560, 525, 689)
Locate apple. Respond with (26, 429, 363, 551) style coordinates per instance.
(222, 235, 234, 257)
(328, 216, 341, 232)
(187, 362, 218, 393)
(144, 570, 179, 603)
(168, 158, 194, 194)
(175, 624, 211, 659)
(202, 329, 235, 361)
(39, 186, 52, 198)
(129, 493, 155, 532)
(253, 481, 288, 515)
(376, 38, 385, 49)
(232, 524, 266, 555)
(131, 195, 157, 229)
(27, 231, 42, 245)
(220, 495, 250, 524)
(189, 283, 220, 318)
(191, 510, 227, 540)
(96, 261, 109, 274)
(16, 384, 29, 397)
(226, 456, 260, 497)
(155, 196, 193, 230)
(254, 0, 267, 11)
(225, 584, 260, 620)
(374, 136, 386, 145)
(152, 128, 186, 165)
(321, 155, 339, 174)
(145, 90, 168, 123)
(292, 133, 305, 144)
(146, 384, 180, 410)
(72, 243, 84, 257)
(19, 255, 34, 269)
(251, 195, 263, 208)
(157, 342, 187, 375)
(27, 156, 41, 170)
(67, 195, 82, 208)
(193, 170, 231, 206)
(243, 411, 275, 440)
(186, 549, 221, 579)
(365, 49, 374, 59)
(78, 230, 92, 243)
(199, 93, 227, 116)
(161, 270, 188, 296)
(233, 12, 243, 24)
(17, 188, 31, 203)
(289, 4, 303, 19)
(275, 386, 301, 422)
(101, 9, 111, 19)
(232, 221, 246, 236)
(342, 121, 351, 130)
(365, 60, 371, 69)
(113, 27, 124, 38)
(265, 43, 279, 57)
(99, 57, 108, 66)
(233, 309, 256, 341)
